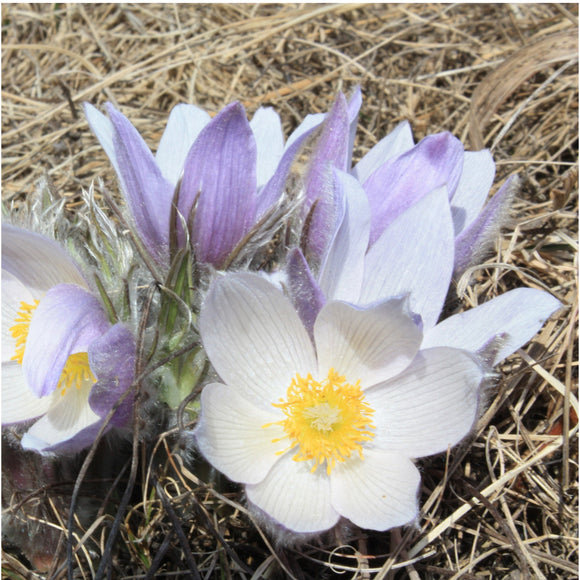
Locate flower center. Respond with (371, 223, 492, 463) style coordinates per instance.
(9, 300, 95, 396)
(267, 368, 375, 475)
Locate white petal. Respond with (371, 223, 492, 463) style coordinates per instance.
(451, 150, 496, 235)
(246, 452, 339, 533)
(21, 381, 100, 451)
(2, 225, 87, 294)
(367, 347, 482, 457)
(360, 186, 454, 330)
(2, 361, 52, 423)
(195, 383, 287, 484)
(318, 169, 370, 302)
(314, 299, 422, 389)
(352, 120, 415, 183)
(422, 288, 562, 366)
(250, 107, 285, 188)
(331, 450, 420, 531)
(156, 103, 211, 185)
(200, 273, 317, 408)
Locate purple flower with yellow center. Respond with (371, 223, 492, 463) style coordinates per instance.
(2, 225, 136, 454)
(84, 99, 346, 269)
(194, 273, 484, 534)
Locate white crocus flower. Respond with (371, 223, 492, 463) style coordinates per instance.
(195, 273, 484, 534)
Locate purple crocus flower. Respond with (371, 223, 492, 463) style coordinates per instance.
(84, 100, 335, 269)
(300, 90, 514, 275)
(2, 224, 136, 454)
(286, 169, 561, 368)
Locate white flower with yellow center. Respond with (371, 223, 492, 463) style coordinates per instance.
(195, 273, 484, 534)
(2, 225, 136, 454)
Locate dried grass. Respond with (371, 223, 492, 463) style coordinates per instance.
(2, 3, 578, 579)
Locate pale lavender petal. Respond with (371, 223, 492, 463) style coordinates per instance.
(2, 225, 87, 294)
(364, 132, 464, 244)
(284, 113, 325, 150)
(302, 164, 346, 267)
(23, 284, 109, 398)
(422, 288, 562, 366)
(179, 102, 257, 266)
(84, 102, 119, 174)
(286, 248, 326, 336)
(367, 347, 482, 456)
(250, 107, 285, 188)
(318, 169, 370, 302)
(194, 383, 286, 484)
(352, 120, 414, 183)
(156, 104, 211, 186)
(107, 103, 173, 263)
(454, 176, 517, 275)
(450, 149, 496, 235)
(331, 450, 420, 531)
(199, 273, 317, 409)
(21, 381, 101, 454)
(314, 298, 422, 389)
(302, 94, 351, 263)
(88, 323, 135, 427)
(2, 361, 52, 424)
(360, 187, 455, 330)
(246, 452, 339, 533)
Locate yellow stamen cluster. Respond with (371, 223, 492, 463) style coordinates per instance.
(9, 300, 40, 365)
(9, 300, 95, 396)
(266, 368, 376, 475)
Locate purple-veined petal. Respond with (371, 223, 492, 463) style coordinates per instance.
(179, 102, 257, 266)
(314, 298, 422, 389)
(330, 450, 420, 531)
(367, 347, 482, 457)
(454, 176, 517, 275)
(107, 103, 173, 263)
(21, 380, 101, 454)
(199, 273, 317, 409)
(2, 270, 36, 362)
(250, 107, 285, 189)
(2, 225, 87, 295)
(246, 451, 340, 533)
(2, 361, 52, 423)
(450, 149, 496, 235)
(23, 284, 109, 398)
(352, 120, 414, 183)
(318, 169, 370, 302)
(285, 248, 326, 337)
(88, 323, 136, 427)
(360, 186, 455, 330)
(156, 103, 211, 186)
(364, 132, 464, 244)
(195, 383, 287, 484)
(422, 288, 562, 366)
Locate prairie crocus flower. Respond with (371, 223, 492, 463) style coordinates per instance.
(195, 273, 484, 534)
(287, 173, 561, 368)
(2, 225, 135, 454)
(84, 100, 331, 268)
(300, 90, 513, 275)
